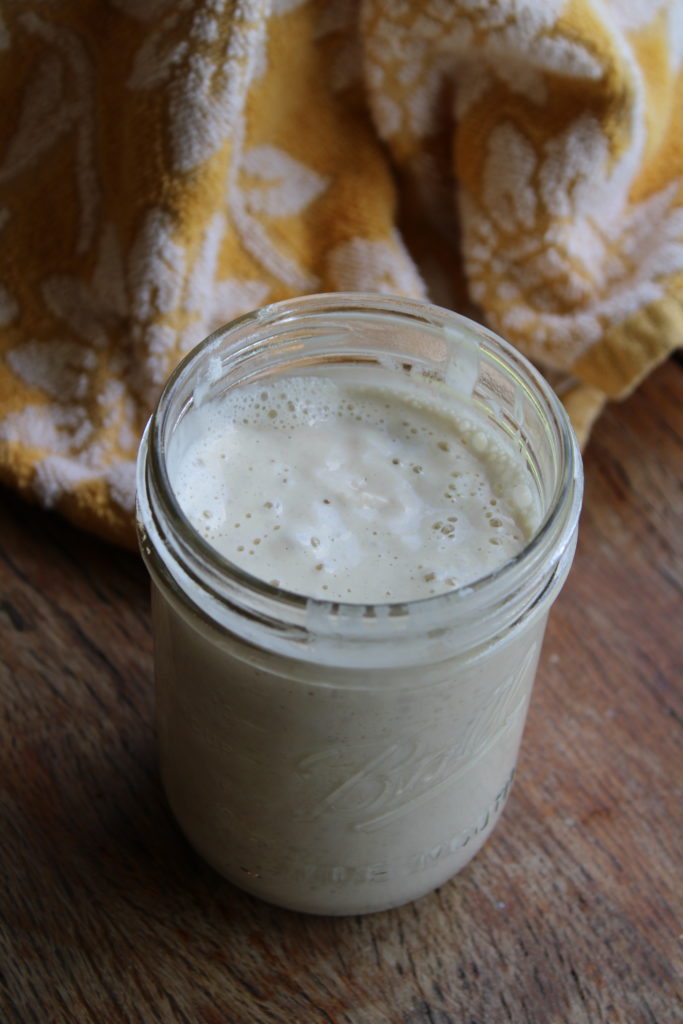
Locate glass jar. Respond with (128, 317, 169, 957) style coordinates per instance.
(136, 293, 582, 916)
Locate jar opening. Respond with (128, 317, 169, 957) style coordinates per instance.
(137, 293, 582, 653)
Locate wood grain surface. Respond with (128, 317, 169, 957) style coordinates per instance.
(1, 359, 681, 1024)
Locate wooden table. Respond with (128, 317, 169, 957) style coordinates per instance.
(1, 359, 681, 1024)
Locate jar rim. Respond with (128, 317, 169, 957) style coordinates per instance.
(138, 293, 582, 643)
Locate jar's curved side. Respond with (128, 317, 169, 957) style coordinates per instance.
(150, 569, 549, 915)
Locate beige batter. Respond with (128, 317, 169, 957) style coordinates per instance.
(155, 368, 545, 914)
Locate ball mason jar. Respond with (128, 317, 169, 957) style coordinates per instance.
(136, 293, 583, 916)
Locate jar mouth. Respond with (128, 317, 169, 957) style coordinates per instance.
(138, 293, 582, 640)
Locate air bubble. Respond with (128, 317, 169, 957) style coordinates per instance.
(471, 431, 488, 453)
(512, 484, 533, 509)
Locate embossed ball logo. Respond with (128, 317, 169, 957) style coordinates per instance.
(293, 644, 538, 832)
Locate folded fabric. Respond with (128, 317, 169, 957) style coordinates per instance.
(1, 0, 681, 546)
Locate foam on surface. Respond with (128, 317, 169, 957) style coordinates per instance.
(169, 374, 540, 602)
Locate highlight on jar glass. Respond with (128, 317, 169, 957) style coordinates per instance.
(136, 293, 583, 916)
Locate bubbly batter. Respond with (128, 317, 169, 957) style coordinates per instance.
(169, 373, 539, 602)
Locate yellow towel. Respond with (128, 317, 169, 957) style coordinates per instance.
(0, 1, 681, 547)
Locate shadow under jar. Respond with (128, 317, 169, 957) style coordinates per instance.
(136, 293, 583, 916)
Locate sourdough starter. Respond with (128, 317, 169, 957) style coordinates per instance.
(154, 369, 545, 913)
